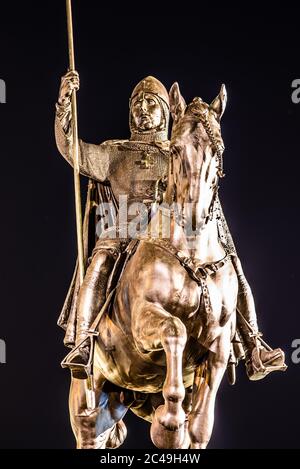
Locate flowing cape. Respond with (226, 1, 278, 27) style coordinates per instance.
(57, 179, 118, 348)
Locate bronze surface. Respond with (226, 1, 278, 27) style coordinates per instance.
(55, 72, 286, 449)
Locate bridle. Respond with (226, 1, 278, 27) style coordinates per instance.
(199, 112, 225, 179)
(158, 98, 226, 231)
(189, 99, 225, 179)
(188, 101, 226, 222)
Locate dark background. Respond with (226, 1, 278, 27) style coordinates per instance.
(0, 1, 299, 448)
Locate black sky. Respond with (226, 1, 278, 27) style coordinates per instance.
(0, 2, 299, 448)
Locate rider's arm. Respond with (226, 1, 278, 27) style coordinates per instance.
(54, 70, 110, 182)
(55, 104, 110, 182)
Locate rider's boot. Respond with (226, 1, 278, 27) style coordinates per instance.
(65, 251, 116, 379)
(233, 256, 287, 381)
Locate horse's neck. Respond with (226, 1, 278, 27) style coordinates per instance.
(169, 216, 225, 264)
(165, 128, 225, 262)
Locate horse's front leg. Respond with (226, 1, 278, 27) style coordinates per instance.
(133, 303, 188, 448)
(188, 323, 231, 449)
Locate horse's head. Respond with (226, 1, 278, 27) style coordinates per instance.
(168, 83, 227, 230)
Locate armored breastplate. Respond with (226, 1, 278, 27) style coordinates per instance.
(108, 141, 169, 205)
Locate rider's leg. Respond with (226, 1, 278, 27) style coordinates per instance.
(76, 249, 116, 345)
(232, 256, 286, 380)
(67, 247, 119, 377)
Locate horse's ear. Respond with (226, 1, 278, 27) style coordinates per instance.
(169, 82, 186, 123)
(210, 84, 227, 120)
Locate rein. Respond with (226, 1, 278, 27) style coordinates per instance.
(198, 112, 225, 178)
(146, 237, 231, 284)
(144, 237, 232, 327)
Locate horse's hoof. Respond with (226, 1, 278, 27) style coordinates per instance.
(106, 420, 127, 449)
(155, 404, 186, 430)
(150, 407, 187, 449)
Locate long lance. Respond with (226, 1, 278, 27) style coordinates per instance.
(66, 0, 84, 285)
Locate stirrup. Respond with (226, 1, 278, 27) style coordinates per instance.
(61, 333, 96, 380)
(246, 346, 287, 381)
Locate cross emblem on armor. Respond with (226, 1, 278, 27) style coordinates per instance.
(135, 152, 155, 169)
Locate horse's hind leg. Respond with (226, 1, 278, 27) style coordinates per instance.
(188, 326, 231, 449)
(133, 305, 187, 448)
(69, 370, 105, 449)
(69, 369, 127, 449)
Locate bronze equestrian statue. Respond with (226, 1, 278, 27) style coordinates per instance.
(55, 72, 286, 448)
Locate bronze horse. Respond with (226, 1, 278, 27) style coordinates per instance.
(69, 83, 239, 449)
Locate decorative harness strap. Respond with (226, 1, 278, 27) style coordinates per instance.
(144, 238, 231, 323)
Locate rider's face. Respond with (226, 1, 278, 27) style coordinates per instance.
(131, 93, 163, 131)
